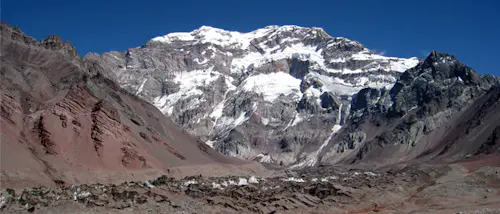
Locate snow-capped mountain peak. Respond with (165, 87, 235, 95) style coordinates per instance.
(150, 25, 332, 49)
(94, 25, 423, 165)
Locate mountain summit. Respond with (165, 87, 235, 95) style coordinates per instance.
(85, 25, 498, 167)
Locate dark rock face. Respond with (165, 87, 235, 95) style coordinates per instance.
(289, 58, 310, 79)
(0, 22, 79, 59)
(476, 125, 500, 155)
(320, 92, 340, 110)
(39, 35, 78, 58)
(0, 22, 37, 45)
(389, 52, 482, 117)
(351, 88, 382, 111)
(320, 51, 500, 166)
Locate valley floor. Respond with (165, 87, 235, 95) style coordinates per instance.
(1, 158, 500, 214)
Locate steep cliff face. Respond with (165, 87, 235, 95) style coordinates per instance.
(0, 23, 245, 188)
(92, 25, 421, 165)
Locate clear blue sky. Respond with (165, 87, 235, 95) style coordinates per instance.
(2, 0, 499, 75)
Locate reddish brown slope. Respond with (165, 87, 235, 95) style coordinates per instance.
(0, 23, 255, 188)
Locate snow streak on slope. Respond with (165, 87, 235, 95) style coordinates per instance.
(291, 104, 343, 168)
(305, 72, 378, 96)
(253, 153, 272, 163)
(349, 51, 419, 72)
(135, 79, 148, 95)
(290, 130, 337, 169)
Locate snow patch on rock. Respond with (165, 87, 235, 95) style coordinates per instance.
(254, 153, 272, 163)
(248, 176, 259, 184)
(212, 182, 223, 189)
(282, 177, 305, 183)
(183, 180, 197, 186)
(241, 72, 302, 102)
(237, 178, 249, 186)
(144, 181, 155, 188)
(135, 79, 148, 95)
(205, 140, 215, 148)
